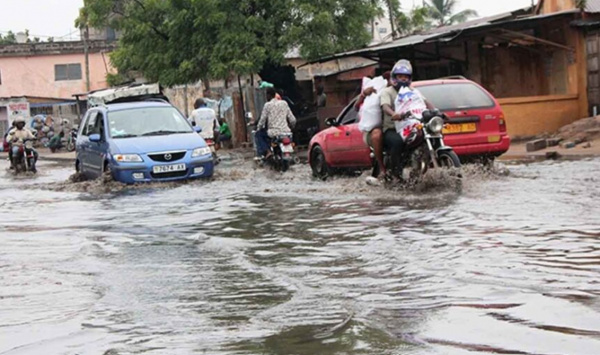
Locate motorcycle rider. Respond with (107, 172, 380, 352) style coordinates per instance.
(255, 87, 296, 159)
(7, 116, 38, 172)
(380, 60, 434, 178)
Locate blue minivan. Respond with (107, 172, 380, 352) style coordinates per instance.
(76, 101, 214, 183)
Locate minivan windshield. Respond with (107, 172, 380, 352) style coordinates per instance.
(417, 82, 495, 111)
(108, 107, 193, 138)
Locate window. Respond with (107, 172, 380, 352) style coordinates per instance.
(81, 111, 98, 136)
(417, 83, 495, 111)
(340, 99, 359, 125)
(108, 107, 193, 138)
(55, 63, 82, 81)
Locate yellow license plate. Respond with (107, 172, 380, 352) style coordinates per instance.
(443, 123, 477, 134)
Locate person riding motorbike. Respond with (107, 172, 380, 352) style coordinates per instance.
(7, 116, 38, 172)
(356, 71, 391, 180)
(380, 60, 435, 178)
(255, 87, 296, 159)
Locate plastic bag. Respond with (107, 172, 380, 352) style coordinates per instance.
(394, 87, 427, 139)
(358, 76, 387, 133)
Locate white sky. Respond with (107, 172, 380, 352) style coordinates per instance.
(1, 0, 536, 41)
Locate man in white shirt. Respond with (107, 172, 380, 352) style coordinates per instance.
(189, 98, 219, 140)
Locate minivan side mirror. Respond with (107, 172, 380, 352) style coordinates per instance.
(89, 133, 101, 142)
(194, 126, 202, 133)
(325, 117, 338, 127)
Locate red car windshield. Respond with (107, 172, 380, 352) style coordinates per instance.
(417, 83, 495, 111)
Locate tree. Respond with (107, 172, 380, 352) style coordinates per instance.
(0, 31, 17, 45)
(426, 0, 477, 27)
(576, 0, 588, 11)
(396, 6, 431, 36)
(78, 0, 384, 86)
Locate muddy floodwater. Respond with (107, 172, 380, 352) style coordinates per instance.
(1, 157, 600, 355)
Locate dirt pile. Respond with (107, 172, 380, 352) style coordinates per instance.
(555, 116, 600, 144)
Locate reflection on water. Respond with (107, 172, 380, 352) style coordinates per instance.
(0, 158, 599, 355)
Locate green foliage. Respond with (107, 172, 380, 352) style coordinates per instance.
(79, 0, 383, 86)
(426, 0, 478, 27)
(396, 6, 431, 36)
(576, 0, 588, 11)
(0, 31, 17, 45)
(106, 72, 133, 86)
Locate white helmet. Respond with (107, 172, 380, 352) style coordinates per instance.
(14, 116, 26, 124)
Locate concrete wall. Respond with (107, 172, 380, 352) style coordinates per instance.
(0, 52, 114, 99)
(499, 94, 580, 137)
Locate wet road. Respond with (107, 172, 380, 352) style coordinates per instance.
(1, 157, 600, 355)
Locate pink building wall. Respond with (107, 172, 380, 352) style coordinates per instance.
(0, 52, 114, 99)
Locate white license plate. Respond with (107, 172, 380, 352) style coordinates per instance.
(153, 164, 186, 174)
(280, 144, 294, 153)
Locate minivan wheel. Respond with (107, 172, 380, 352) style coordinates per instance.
(102, 162, 114, 183)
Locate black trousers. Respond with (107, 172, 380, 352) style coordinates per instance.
(383, 129, 405, 176)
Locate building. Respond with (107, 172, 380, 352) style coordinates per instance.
(0, 40, 116, 99)
(308, 0, 600, 139)
(0, 40, 117, 136)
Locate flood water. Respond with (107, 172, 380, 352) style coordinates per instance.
(1, 157, 600, 355)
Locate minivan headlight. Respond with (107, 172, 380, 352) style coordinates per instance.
(114, 154, 143, 162)
(192, 147, 212, 157)
(428, 117, 444, 134)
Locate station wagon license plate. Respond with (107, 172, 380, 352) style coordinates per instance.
(443, 123, 477, 134)
(153, 164, 186, 174)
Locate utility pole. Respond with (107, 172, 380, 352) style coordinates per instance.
(83, 25, 90, 91)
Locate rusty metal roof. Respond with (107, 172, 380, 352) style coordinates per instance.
(308, 7, 581, 64)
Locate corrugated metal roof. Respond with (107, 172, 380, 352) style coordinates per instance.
(309, 7, 579, 64)
(588, 0, 600, 13)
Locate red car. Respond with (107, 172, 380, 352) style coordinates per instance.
(309, 78, 511, 178)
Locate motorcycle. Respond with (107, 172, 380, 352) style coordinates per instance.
(10, 139, 37, 174)
(373, 109, 461, 183)
(203, 137, 220, 165)
(248, 120, 295, 173)
(66, 127, 78, 152)
(265, 134, 295, 172)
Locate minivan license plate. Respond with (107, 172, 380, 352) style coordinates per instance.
(153, 164, 186, 174)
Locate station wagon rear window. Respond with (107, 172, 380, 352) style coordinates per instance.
(417, 83, 495, 111)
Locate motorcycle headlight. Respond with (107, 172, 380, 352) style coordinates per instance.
(428, 117, 444, 134)
(114, 154, 143, 162)
(192, 147, 212, 157)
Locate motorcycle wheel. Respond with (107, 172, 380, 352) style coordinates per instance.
(66, 140, 76, 152)
(281, 159, 290, 173)
(310, 146, 330, 180)
(438, 151, 461, 169)
(15, 161, 26, 175)
(28, 158, 37, 174)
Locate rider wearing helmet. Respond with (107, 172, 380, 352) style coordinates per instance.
(379, 59, 434, 178)
(7, 116, 37, 171)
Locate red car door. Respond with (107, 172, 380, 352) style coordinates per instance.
(325, 118, 356, 166)
(325, 99, 374, 167)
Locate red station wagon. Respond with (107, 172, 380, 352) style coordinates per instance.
(309, 78, 511, 178)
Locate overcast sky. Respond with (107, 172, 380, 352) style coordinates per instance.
(1, 0, 536, 41)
